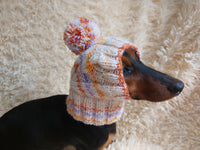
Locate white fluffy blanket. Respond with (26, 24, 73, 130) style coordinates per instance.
(0, 0, 199, 149)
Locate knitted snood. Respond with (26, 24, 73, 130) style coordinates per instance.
(64, 18, 138, 125)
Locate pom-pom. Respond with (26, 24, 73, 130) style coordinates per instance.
(64, 18, 101, 55)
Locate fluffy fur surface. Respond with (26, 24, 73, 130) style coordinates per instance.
(0, 0, 199, 149)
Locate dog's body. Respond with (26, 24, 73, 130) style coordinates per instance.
(0, 95, 115, 150)
(0, 48, 184, 150)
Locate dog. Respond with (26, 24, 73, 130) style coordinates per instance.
(0, 47, 184, 150)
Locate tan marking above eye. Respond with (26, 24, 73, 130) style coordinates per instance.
(124, 47, 140, 61)
(122, 55, 132, 66)
(122, 47, 140, 67)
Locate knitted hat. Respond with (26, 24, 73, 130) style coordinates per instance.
(64, 18, 139, 125)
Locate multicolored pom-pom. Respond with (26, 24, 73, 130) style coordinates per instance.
(64, 18, 101, 55)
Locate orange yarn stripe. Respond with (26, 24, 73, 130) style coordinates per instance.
(85, 46, 105, 99)
(113, 44, 130, 96)
(76, 74, 85, 95)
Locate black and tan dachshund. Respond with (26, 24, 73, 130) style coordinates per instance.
(0, 47, 184, 150)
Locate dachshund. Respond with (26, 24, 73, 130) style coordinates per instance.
(0, 47, 184, 150)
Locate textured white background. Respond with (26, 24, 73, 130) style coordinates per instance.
(0, 0, 200, 149)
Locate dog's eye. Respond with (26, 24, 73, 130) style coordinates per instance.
(123, 65, 133, 77)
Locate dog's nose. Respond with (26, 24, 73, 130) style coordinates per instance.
(174, 81, 184, 95)
(167, 81, 184, 95)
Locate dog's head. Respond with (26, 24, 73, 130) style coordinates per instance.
(64, 17, 184, 103)
(64, 18, 185, 125)
(122, 47, 184, 102)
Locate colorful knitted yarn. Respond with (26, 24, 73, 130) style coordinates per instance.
(64, 18, 101, 55)
(64, 18, 139, 125)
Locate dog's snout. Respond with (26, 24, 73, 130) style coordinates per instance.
(169, 81, 184, 95)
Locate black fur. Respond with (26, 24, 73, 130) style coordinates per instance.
(0, 95, 116, 150)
